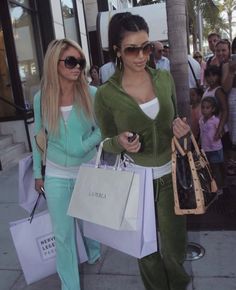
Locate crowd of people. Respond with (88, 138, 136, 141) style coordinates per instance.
(32, 10, 236, 290)
(190, 33, 236, 191)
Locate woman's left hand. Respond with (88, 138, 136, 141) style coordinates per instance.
(172, 117, 190, 139)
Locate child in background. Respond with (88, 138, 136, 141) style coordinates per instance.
(199, 97, 225, 193)
(190, 88, 203, 140)
(203, 65, 228, 141)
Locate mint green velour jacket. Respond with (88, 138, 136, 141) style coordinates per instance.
(94, 66, 177, 167)
(33, 86, 101, 179)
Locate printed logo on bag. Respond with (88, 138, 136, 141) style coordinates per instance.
(37, 233, 56, 260)
(89, 191, 107, 199)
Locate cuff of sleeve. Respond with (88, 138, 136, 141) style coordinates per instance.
(34, 169, 42, 179)
(103, 136, 124, 153)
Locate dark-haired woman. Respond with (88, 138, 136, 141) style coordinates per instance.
(95, 12, 190, 290)
(32, 39, 101, 290)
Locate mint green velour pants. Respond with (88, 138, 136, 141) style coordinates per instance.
(138, 174, 190, 290)
(44, 176, 100, 290)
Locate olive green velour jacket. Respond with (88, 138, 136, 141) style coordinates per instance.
(94, 66, 177, 167)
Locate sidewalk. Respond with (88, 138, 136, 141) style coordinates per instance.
(1, 164, 236, 290)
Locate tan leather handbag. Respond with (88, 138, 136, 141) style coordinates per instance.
(171, 133, 218, 215)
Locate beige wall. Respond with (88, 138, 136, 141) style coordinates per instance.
(50, 0, 91, 66)
(76, 0, 90, 65)
(84, 0, 132, 33)
(84, 0, 98, 32)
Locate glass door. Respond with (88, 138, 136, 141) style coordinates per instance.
(10, 3, 41, 109)
(0, 20, 15, 117)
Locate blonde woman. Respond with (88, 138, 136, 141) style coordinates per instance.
(32, 39, 101, 290)
(193, 51, 206, 87)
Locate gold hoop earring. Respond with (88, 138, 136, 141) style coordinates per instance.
(116, 56, 123, 70)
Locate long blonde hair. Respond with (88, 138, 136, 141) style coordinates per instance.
(41, 39, 93, 134)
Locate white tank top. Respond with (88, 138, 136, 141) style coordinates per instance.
(202, 86, 221, 99)
(139, 98, 159, 119)
(139, 97, 171, 179)
(60, 105, 73, 122)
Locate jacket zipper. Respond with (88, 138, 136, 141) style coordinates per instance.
(64, 119, 68, 166)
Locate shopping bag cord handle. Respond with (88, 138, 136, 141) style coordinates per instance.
(28, 193, 46, 223)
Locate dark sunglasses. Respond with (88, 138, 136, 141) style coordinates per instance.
(194, 55, 202, 59)
(123, 42, 153, 57)
(59, 56, 86, 69)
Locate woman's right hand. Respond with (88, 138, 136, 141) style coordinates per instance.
(117, 132, 141, 153)
(35, 178, 45, 194)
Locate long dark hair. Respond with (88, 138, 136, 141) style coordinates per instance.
(108, 12, 149, 64)
(204, 65, 222, 79)
(232, 37, 236, 54)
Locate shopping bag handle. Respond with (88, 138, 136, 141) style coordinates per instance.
(95, 138, 121, 170)
(29, 191, 46, 223)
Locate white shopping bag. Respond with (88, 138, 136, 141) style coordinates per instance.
(68, 164, 141, 231)
(9, 211, 88, 285)
(83, 166, 158, 258)
(18, 154, 46, 213)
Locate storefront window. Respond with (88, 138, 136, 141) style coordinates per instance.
(61, 0, 79, 43)
(0, 21, 15, 117)
(10, 3, 40, 108)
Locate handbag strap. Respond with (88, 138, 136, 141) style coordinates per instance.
(188, 60, 200, 89)
(173, 132, 201, 156)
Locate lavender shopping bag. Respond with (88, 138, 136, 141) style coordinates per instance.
(83, 166, 158, 258)
(10, 210, 88, 285)
(18, 154, 46, 213)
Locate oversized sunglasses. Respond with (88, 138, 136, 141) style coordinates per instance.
(59, 56, 86, 69)
(122, 42, 154, 57)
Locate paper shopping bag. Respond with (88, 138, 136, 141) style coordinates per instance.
(67, 164, 141, 231)
(18, 154, 46, 213)
(9, 210, 88, 285)
(83, 167, 158, 258)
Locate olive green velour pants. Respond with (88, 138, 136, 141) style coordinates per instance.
(138, 174, 190, 290)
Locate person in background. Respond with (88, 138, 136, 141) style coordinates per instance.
(190, 87, 203, 140)
(222, 36, 236, 174)
(153, 41, 170, 71)
(163, 44, 170, 59)
(95, 12, 190, 290)
(206, 32, 221, 64)
(207, 39, 231, 68)
(222, 37, 236, 148)
(99, 61, 116, 84)
(188, 54, 201, 89)
(89, 65, 101, 87)
(193, 51, 206, 88)
(199, 97, 225, 193)
(32, 38, 101, 290)
(203, 65, 228, 140)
